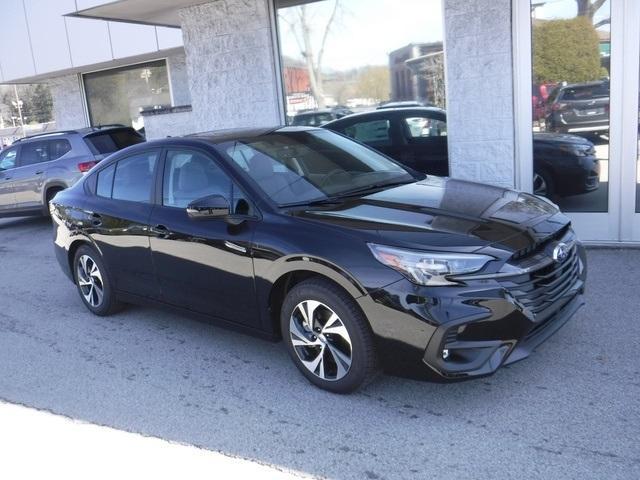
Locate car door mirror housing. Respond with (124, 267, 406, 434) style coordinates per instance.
(186, 194, 230, 219)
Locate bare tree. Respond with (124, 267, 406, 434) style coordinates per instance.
(281, 0, 341, 109)
(576, 0, 609, 28)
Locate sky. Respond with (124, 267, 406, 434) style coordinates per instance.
(278, 0, 611, 73)
(278, 0, 443, 71)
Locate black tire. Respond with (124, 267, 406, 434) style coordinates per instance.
(73, 245, 123, 316)
(44, 188, 63, 217)
(281, 278, 377, 393)
(533, 169, 555, 199)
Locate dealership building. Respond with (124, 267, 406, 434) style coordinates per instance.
(0, 0, 638, 244)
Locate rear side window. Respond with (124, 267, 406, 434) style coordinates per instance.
(111, 151, 158, 203)
(96, 163, 116, 198)
(49, 139, 72, 160)
(85, 129, 145, 155)
(344, 120, 392, 146)
(20, 141, 49, 166)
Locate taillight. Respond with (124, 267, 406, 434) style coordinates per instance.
(78, 161, 98, 173)
(552, 102, 568, 111)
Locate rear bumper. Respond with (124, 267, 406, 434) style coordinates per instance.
(359, 241, 587, 382)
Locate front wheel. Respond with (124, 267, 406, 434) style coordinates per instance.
(73, 245, 122, 316)
(281, 278, 377, 393)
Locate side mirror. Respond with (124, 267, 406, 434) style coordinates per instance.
(186, 194, 230, 219)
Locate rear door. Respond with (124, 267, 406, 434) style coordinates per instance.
(81, 149, 162, 299)
(0, 146, 19, 212)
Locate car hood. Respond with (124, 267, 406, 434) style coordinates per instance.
(292, 177, 570, 255)
(533, 132, 592, 146)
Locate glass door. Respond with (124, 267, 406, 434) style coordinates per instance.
(529, 0, 619, 241)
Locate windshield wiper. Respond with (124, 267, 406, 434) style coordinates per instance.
(336, 180, 414, 199)
(280, 197, 345, 208)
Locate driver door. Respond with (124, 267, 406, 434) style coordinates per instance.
(148, 148, 260, 327)
(0, 146, 18, 212)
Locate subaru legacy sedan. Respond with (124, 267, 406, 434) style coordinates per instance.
(50, 127, 587, 393)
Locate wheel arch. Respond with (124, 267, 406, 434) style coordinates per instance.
(67, 236, 103, 278)
(264, 257, 367, 338)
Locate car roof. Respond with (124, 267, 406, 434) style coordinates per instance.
(324, 106, 446, 125)
(13, 125, 137, 144)
(558, 80, 609, 90)
(185, 126, 319, 144)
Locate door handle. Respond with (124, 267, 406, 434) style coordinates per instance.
(35, 171, 44, 175)
(224, 241, 247, 253)
(91, 213, 102, 227)
(153, 224, 171, 239)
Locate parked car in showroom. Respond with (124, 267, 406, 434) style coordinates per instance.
(291, 107, 353, 127)
(324, 107, 600, 198)
(0, 125, 145, 218)
(544, 80, 610, 136)
(50, 127, 586, 393)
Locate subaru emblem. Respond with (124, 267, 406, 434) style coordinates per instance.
(552, 243, 570, 263)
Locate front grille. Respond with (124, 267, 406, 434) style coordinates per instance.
(510, 224, 570, 261)
(500, 243, 580, 318)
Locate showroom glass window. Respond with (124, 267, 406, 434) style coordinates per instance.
(530, 1, 611, 212)
(275, 0, 445, 122)
(83, 60, 171, 129)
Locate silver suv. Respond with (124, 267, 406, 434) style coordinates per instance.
(0, 126, 144, 218)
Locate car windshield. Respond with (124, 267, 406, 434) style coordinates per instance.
(218, 129, 414, 207)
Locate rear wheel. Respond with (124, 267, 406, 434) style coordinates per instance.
(73, 245, 122, 316)
(281, 278, 377, 393)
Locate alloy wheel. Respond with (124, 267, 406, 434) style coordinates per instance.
(76, 254, 104, 308)
(533, 173, 548, 197)
(289, 300, 353, 381)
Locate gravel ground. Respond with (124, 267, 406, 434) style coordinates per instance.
(0, 216, 639, 479)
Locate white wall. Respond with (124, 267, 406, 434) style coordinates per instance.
(0, 0, 184, 83)
(179, 0, 282, 132)
(444, 0, 516, 188)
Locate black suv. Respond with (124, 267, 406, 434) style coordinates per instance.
(51, 127, 586, 393)
(0, 126, 144, 218)
(544, 81, 609, 136)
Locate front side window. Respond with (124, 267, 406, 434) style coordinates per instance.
(403, 116, 447, 138)
(219, 129, 413, 206)
(162, 149, 251, 215)
(344, 120, 392, 146)
(20, 142, 49, 166)
(111, 151, 159, 203)
(0, 148, 17, 170)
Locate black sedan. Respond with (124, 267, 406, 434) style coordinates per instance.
(51, 127, 587, 393)
(323, 107, 600, 198)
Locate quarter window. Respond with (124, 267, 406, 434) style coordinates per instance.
(96, 163, 116, 198)
(0, 148, 17, 170)
(111, 151, 159, 203)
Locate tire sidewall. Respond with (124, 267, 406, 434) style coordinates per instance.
(73, 245, 116, 316)
(281, 280, 374, 393)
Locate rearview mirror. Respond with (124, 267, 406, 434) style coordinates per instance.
(186, 194, 230, 219)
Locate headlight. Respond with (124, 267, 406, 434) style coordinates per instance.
(368, 244, 493, 286)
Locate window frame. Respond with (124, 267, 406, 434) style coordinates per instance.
(91, 148, 162, 205)
(157, 146, 260, 219)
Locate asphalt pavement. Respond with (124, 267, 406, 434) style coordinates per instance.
(0, 216, 638, 479)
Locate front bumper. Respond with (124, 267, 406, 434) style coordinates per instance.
(359, 240, 587, 381)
